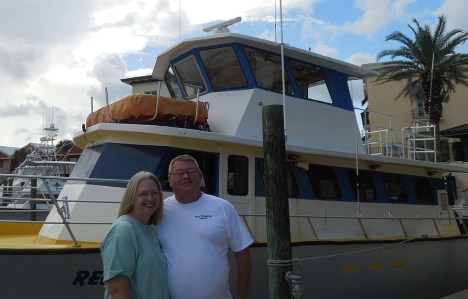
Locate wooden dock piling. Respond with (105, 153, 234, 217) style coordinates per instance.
(262, 105, 293, 299)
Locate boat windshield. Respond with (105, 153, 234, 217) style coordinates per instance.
(200, 46, 248, 90)
(289, 59, 332, 103)
(244, 47, 294, 95)
(173, 56, 207, 98)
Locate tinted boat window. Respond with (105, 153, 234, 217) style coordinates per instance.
(159, 149, 218, 196)
(227, 155, 248, 196)
(308, 165, 341, 199)
(174, 56, 207, 98)
(347, 170, 376, 201)
(257, 159, 299, 197)
(244, 47, 293, 95)
(412, 177, 435, 203)
(80, 144, 168, 187)
(289, 59, 331, 103)
(382, 173, 408, 202)
(200, 47, 248, 90)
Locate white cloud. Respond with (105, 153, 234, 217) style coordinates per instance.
(347, 52, 376, 66)
(437, 0, 468, 33)
(340, 0, 418, 37)
(313, 43, 339, 59)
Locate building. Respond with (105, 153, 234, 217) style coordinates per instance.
(121, 75, 163, 95)
(0, 146, 20, 174)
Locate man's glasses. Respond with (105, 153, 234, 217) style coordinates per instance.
(170, 169, 200, 177)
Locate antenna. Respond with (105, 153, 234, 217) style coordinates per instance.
(179, 0, 181, 40)
(203, 17, 242, 34)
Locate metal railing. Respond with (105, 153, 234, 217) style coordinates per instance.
(0, 173, 127, 246)
(357, 107, 437, 162)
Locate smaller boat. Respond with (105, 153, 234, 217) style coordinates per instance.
(0, 124, 76, 221)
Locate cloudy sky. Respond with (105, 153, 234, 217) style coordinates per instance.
(1, 0, 467, 148)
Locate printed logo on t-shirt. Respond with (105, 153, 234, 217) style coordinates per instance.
(195, 214, 212, 220)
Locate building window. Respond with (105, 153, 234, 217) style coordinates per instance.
(412, 84, 427, 119)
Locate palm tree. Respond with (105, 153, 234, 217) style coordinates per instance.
(375, 15, 468, 159)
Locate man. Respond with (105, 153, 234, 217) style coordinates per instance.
(156, 154, 253, 299)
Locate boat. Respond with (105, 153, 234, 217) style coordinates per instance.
(0, 123, 76, 221)
(2, 18, 468, 298)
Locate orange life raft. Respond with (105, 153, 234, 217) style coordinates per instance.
(85, 94, 209, 130)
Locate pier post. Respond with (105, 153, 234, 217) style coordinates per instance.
(262, 105, 293, 299)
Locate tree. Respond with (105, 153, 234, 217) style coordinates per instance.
(13, 147, 28, 160)
(375, 15, 468, 158)
(55, 139, 75, 154)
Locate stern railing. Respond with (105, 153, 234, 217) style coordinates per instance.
(357, 107, 437, 162)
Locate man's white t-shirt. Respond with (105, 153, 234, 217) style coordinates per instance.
(156, 193, 253, 299)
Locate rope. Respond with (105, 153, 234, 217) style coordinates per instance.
(266, 236, 423, 266)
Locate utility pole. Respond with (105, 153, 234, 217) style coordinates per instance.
(262, 104, 292, 299)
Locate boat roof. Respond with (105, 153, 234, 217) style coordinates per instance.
(152, 32, 378, 80)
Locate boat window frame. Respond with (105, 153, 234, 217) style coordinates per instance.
(412, 176, 435, 204)
(307, 164, 342, 199)
(199, 46, 248, 90)
(347, 169, 377, 202)
(164, 65, 184, 100)
(159, 148, 218, 196)
(172, 55, 208, 99)
(227, 155, 249, 196)
(382, 173, 408, 203)
(244, 46, 294, 95)
(256, 158, 299, 198)
(289, 58, 332, 103)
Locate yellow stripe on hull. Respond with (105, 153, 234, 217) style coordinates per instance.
(0, 223, 100, 250)
(0, 222, 42, 235)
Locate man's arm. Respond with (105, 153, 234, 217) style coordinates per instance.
(234, 247, 252, 299)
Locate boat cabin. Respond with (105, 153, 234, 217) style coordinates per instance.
(146, 33, 376, 153)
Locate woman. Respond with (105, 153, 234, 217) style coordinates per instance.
(101, 171, 169, 299)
